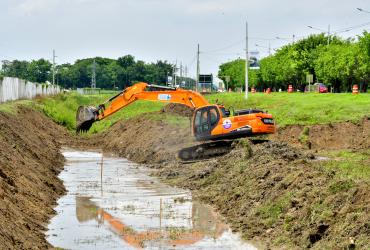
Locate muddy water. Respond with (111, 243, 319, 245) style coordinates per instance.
(47, 149, 256, 250)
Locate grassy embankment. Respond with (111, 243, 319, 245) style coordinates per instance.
(207, 92, 370, 127)
(39, 91, 370, 133)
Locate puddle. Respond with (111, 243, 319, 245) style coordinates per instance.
(313, 156, 330, 161)
(46, 149, 257, 250)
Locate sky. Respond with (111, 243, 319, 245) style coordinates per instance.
(0, 0, 369, 78)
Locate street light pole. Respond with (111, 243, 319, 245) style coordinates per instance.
(196, 44, 200, 92)
(357, 7, 370, 14)
(308, 25, 331, 45)
(52, 49, 56, 85)
(245, 20, 249, 100)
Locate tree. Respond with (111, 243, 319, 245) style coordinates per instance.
(355, 31, 370, 92)
(27, 59, 52, 83)
(219, 33, 367, 93)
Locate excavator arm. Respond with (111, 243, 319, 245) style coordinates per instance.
(76, 82, 209, 132)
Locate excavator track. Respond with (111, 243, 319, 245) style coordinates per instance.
(178, 138, 270, 161)
(178, 140, 235, 161)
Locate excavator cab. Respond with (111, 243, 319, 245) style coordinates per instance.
(193, 105, 221, 141)
(192, 105, 275, 142)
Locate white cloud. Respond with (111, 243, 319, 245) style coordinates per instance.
(17, 0, 60, 15)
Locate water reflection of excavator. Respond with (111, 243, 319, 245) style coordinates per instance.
(76, 196, 228, 249)
(76, 82, 275, 160)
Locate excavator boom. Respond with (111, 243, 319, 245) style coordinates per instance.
(76, 82, 209, 132)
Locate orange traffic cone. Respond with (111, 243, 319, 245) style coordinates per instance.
(288, 85, 293, 93)
(352, 84, 359, 94)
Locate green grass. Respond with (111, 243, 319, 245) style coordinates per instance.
(39, 92, 164, 133)
(320, 150, 370, 183)
(256, 192, 293, 227)
(0, 100, 33, 113)
(207, 92, 370, 127)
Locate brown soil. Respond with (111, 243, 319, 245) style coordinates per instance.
(160, 103, 194, 117)
(99, 115, 194, 164)
(272, 117, 370, 150)
(0, 106, 68, 249)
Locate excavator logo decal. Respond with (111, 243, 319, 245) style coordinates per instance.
(158, 94, 172, 101)
(222, 119, 232, 129)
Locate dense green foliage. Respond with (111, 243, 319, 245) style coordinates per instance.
(218, 32, 370, 92)
(1, 59, 52, 83)
(0, 55, 181, 89)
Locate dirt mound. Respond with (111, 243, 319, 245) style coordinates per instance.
(160, 103, 194, 117)
(273, 117, 370, 150)
(99, 113, 196, 164)
(0, 106, 66, 249)
(154, 140, 369, 249)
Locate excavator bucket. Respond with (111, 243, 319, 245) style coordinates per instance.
(76, 106, 98, 133)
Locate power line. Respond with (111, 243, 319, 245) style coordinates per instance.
(203, 36, 275, 54)
(333, 21, 370, 33)
(202, 39, 244, 53)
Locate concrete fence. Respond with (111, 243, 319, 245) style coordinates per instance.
(77, 88, 101, 95)
(0, 77, 61, 103)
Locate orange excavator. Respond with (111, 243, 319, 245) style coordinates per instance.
(76, 82, 275, 160)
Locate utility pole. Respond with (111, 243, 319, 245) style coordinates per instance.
(245, 21, 249, 99)
(268, 42, 271, 56)
(91, 58, 96, 89)
(185, 66, 188, 88)
(52, 49, 56, 85)
(173, 61, 177, 87)
(292, 34, 295, 44)
(180, 62, 183, 78)
(196, 44, 200, 92)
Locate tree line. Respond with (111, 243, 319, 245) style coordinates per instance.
(218, 31, 370, 92)
(0, 55, 176, 89)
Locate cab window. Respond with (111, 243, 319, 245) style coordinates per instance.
(194, 110, 201, 133)
(210, 108, 218, 126)
(201, 110, 209, 131)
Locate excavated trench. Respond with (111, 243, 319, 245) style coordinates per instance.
(0, 105, 369, 249)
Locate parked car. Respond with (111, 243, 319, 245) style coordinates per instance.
(318, 83, 328, 93)
(310, 83, 328, 93)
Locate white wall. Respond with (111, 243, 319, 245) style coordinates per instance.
(76, 88, 100, 95)
(0, 77, 61, 103)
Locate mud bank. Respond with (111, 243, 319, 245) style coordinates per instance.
(99, 106, 370, 249)
(273, 117, 370, 150)
(0, 107, 67, 249)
